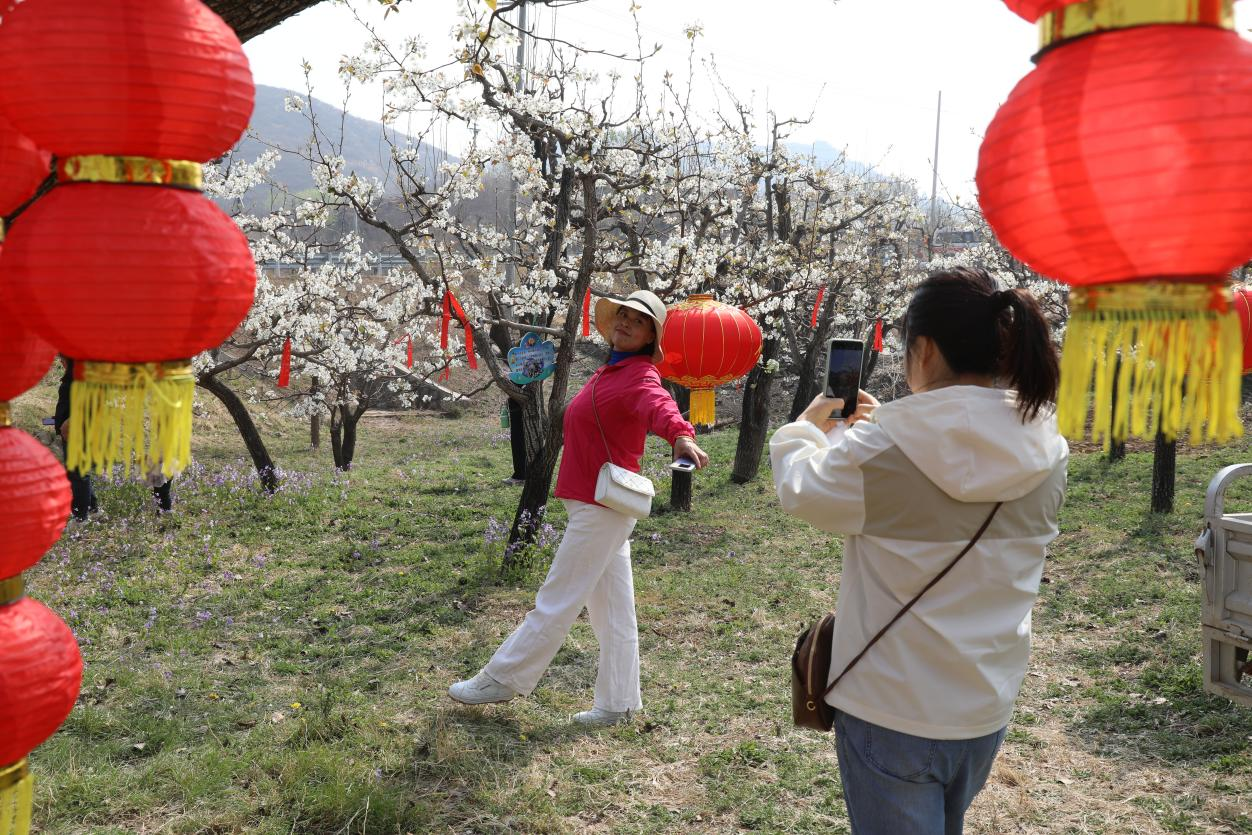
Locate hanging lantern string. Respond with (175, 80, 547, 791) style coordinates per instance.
(55, 155, 203, 191)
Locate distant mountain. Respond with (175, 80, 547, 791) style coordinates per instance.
(229, 85, 453, 212)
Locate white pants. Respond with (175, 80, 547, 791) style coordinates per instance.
(485, 499, 642, 711)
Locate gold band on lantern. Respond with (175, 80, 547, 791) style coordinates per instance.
(0, 576, 24, 607)
(0, 761, 28, 794)
(76, 360, 195, 386)
(0, 402, 10, 428)
(1039, 0, 1234, 52)
(57, 155, 203, 191)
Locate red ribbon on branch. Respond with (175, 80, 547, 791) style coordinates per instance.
(810, 287, 826, 328)
(440, 289, 477, 381)
(394, 333, 413, 368)
(277, 337, 292, 388)
(582, 288, 591, 337)
(872, 319, 884, 352)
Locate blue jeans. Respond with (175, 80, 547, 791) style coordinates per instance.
(834, 710, 1006, 835)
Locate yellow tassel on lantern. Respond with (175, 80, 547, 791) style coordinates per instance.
(0, 760, 32, 835)
(1058, 282, 1243, 449)
(689, 389, 716, 426)
(66, 360, 194, 478)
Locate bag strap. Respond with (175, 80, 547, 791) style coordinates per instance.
(589, 368, 615, 467)
(821, 501, 1003, 699)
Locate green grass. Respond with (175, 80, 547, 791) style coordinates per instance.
(9, 382, 1252, 833)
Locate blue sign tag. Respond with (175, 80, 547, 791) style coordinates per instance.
(507, 332, 556, 384)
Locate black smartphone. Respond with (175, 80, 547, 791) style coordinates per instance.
(824, 338, 865, 418)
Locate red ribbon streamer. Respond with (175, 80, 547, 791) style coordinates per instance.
(394, 333, 413, 368)
(582, 288, 591, 337)
(439, 290, 477, 381)
(277, 337, 292, 388)
(873, 319, 884, 352)
(810, 287, 826, 328)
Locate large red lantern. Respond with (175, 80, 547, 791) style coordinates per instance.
(0, 0, 253, 161)
(0, 589, 83, 832)
(977, 1, 1249, 447)
(0, 0, 256, 478)
(0, 429, 69, 581)
(656, 294, 763, 426)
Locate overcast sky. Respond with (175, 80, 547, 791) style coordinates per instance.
(244, 0, 1252, 202)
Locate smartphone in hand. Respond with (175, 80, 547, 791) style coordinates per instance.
(670, 457, 697, 472)
(824, 338, 866, 419)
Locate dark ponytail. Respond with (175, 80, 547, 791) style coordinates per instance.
(903, 267, 1059, 422)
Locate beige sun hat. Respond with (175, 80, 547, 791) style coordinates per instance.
(593, 290, 667, 363)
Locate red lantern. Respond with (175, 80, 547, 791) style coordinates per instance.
(0, 115, 49, 218)
(978, 27, 1252, 288)
(0, 321, 54, 407)
(977, 11, 1251, 447)
(0, 0, 256, 478)
(1234, 286, 1252, 374)
(3, 186, 254, 363)
(0, 429, 69, 581)
(657, 294, 762, 425)
(0, 0, 253, 161)
(0, 591, 83, 775)
(1002, 0, 1084, 22)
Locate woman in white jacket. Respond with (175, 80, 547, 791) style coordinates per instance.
(771, 267, 1067, 835)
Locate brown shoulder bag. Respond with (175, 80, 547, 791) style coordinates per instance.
(792, 502, 1002, 731)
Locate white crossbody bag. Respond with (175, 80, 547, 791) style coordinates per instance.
(590, 369, 655, 519)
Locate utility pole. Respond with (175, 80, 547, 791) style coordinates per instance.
(503, 0, 527, 289)
(929, 90, 942, 238)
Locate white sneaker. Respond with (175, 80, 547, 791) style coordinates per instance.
(448, 671, 517, 705)
(571, 707, 632, 726)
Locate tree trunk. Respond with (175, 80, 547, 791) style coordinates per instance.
(203, 0, 328, 42)
(508, 385, 558, 557)
(330, 404, 361, 470)
(1151, 430, 1176, 514)
(330, 409, 343, 469)
(790, 336, 825, 422)
(732, 337, 780, 485)
(196, 374, 279, 493)
(310, 413, 321, 450)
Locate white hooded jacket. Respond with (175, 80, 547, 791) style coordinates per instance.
(770, 386, 1068, 739)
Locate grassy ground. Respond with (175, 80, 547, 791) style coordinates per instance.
(9, 381, 1252, 834)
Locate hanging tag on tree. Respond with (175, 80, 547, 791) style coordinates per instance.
(873, 319, 884, 352)
(582, 288, 591, 337)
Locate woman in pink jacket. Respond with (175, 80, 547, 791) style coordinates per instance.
(449, 290, 709, 725)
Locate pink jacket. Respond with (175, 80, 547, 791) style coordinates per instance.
(554, 355, 695, 506)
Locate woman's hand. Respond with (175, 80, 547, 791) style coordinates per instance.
(800, 390, 880, 433)
(674, 436, 710, 469)
(845, 390, 880, 427)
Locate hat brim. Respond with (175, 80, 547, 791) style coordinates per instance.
(594, 298, 665, 363)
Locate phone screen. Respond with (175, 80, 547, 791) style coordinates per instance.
(825, 339, 864, 417)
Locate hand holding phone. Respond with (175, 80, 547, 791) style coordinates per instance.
(824, 338, 865, 419)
